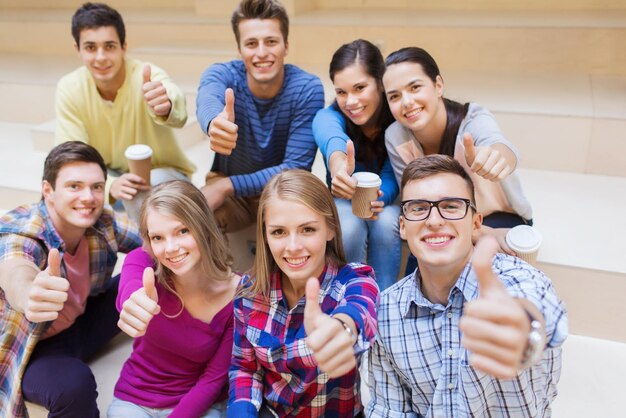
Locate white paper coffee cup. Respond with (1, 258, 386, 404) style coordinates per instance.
(125, 144, 153, 184)
(505, 225, 542, 266)
(351, 172, 382, 219)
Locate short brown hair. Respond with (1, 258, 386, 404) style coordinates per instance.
(43, 141, 107, 189)
(231, 0, 289, 46)
(401, 155, 476, 204)
(247, 169, 345, 298)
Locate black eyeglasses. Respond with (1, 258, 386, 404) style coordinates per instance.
(400, 198, 476, 221)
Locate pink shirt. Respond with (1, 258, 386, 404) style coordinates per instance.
(42, 237, 91, 339)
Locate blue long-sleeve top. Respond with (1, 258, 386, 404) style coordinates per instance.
(313, 104, 398, 206)
(196, 60, 324, 198)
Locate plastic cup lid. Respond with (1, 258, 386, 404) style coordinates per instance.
(505, 225, 542, 252)
(125, 144, 153, 160)
(352, 172, 381, 188)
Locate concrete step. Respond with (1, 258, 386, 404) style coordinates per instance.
(1, 9, 624, 75)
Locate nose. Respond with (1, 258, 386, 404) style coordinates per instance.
(95, 47, 106, 60)
(346, 93, 358, 106)
(425, 204, 445, 227)
(285, 233, 303, 252)
(165, 236, 179, 253)
(80, 187, 95, 202)
(257, 43, 267, 57)
(401, 91, 412, 108)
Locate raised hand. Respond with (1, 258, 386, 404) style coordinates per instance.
(142, 64, 172, 117)
(329, 140, 357, 199)
(24, 248, 69, 323)
(118, 267, 161, 338)
(459, 236, 530, 379)
(463, 133, 512, 181)
(304, 277, 357, 378)
(208, 88, 238, 155)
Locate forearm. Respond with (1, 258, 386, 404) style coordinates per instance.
(0, 259, 38, 313)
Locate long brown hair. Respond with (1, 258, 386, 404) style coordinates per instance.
(245, 170, 346, 298)
(139, 181, 233, 297)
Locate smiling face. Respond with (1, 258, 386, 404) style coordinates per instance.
(43, 162, 105, 240)
(383, 61, 444, 134)
(400, 173, 482, 277)
(264, 198, 334, 289)
(76, 25, 126, 92)
(237, 18, 288, 98)
(146, 209, 201, 280)
(333, 63, 382, 128)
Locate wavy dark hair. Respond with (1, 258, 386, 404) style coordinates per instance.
(72, 2, 125, 47)
(329, 39, 395, 172)
(385, 47, 469, 157)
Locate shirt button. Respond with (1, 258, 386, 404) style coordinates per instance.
(447, 349, 453, 357)
(448, 383, 454, 390)
(447, 312, 453, 319)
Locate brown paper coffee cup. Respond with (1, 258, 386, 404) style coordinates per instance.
(505, 225, 542, 266)
(351, 172, 382, 219)
(125, 144, 153, 184)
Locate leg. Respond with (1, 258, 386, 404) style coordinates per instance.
(199, 401, 228, 418)
(335, 198, 367, 264)
(21, 278, 121, 416)
(22, 355, 99, 418)
(366, 203, 402, 291)
(205, 172, 258, 233)
(107, 397, 154, 418)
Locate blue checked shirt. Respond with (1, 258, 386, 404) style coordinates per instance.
(367, 254, 568, 418)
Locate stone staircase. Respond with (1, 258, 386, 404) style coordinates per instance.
(0, 1, 624, 417)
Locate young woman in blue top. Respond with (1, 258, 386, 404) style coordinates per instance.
(313, 39, 400, 291)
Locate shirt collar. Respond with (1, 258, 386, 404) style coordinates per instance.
(401, 260, 479, 318)
(268, 263, 334, 308)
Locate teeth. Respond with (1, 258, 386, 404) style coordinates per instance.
(349, 107, 365, 115)
(286, 257, 307, 265)
(405, 107, 423, 118)
(255, 62, 272, 68)
(168, 253, 187, 263)
(425, 236, 451, 244)
(75, 208, 92, 214)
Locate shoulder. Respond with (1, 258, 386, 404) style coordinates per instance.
(385, 121, 411, 143)
(284, 64, 323, 92)
(57, 66, 91, 92)
(461, 103, 498, 126)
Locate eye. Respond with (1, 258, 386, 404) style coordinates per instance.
(267, 39, 278, 46)
(84, 45, 95, 52)
(150, 235, 161, 242)
(68, 183, 80, 190)
(179, 227, 190, 235)
(105, 44, 116, 50)
(302, 226, 316, 233)
(245, 41, 257, 48)
(269, 228, 284, 236)
(355, 85, 366, 92)
(93, 184, 104, 192)
(335, 90, 346, 96)
(387, 93, 399, 102)
(411, 84, 421, 92)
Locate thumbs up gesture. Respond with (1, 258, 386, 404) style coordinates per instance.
(118, 267, 161, 338)
(463, 133, 512, 181)
(208, 88, 238, 155)
(303, 278, 357, 378)
(142, 64, 172, 117)
(459, 236, 531, 379)
(329, 139, 358, 199)
(24, 248, 69, 323)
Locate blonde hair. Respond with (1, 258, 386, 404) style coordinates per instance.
(246, 169, 346, 298)
(139, 181, 233, 301)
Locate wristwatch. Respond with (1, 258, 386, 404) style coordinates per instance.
(520, 308, 545, 369)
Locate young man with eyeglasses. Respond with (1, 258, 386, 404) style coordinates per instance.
(367, 155, 567, 418)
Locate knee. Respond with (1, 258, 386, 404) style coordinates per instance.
(49, 360, 98, 415)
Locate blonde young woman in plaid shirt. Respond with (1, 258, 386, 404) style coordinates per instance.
(228, 169, 379, 417)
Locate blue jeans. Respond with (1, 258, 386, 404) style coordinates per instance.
(335, 198, 401, 291)
(22, 276, 121, 418)
(108, 397, 227, 418)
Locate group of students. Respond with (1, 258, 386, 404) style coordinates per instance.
(0, 0, 568, 417)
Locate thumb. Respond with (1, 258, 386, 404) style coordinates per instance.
(345, 140, 356, 175)
(463, 132, 476, 165)
(46, 248, 61, 277)
(472, 236, 505, 297)
(303, 277, 323, 334)
(142, 267, 158, 302)
(142, 64, 151, 84)
(224, 88, 235, 122)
